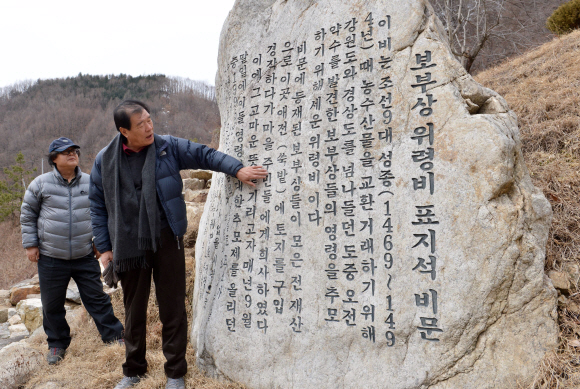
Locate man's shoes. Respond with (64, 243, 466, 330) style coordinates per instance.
(166, 377, 185, 389)
(114, 376, 141, 389)
(46, 347, 66, 365)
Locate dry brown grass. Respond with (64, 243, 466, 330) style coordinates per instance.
(0, 220, 37, 290)
(24, 256, 245, 389)
(476, 30, 580, 388)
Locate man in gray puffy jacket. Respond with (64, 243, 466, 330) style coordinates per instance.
(20, 137, 124, 365)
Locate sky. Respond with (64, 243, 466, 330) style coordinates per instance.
(0, 0, 237, 89)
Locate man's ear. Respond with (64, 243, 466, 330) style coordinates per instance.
(119, 127, 129, 137)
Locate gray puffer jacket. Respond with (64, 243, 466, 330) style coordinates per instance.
(21, 167, 93, 260)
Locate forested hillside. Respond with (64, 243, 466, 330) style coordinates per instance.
(0, 74, 220, 174)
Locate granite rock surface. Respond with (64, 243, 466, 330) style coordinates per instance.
(191, 1, 558, 388)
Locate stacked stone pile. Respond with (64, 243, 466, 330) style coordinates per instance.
(0, 275, 88, 389)
(182, 169, 213, 249)
(0, 275, 85, 349)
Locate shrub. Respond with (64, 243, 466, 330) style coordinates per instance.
(547, 0, 580, 35)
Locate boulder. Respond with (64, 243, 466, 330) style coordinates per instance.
(16, 298, 43, 333)
(0, 341, 43, 389)
(183, 178, 206, 191)
(191, 1, 558, 388)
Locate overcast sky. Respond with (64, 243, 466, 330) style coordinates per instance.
(0, 0, 237, 89)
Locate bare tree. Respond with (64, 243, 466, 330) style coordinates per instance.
(430, 0, 557, 73)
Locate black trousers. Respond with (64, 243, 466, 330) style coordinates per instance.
(38, 253, 124, 349)
(118, 227, 187, 379)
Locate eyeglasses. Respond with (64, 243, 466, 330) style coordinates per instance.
(60, 148, 80, 156)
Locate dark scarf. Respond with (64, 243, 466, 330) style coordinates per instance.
(102, 134, 160, 273)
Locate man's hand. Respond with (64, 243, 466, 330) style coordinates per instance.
(236, 166, 269, 187)
(100, 251, 113, 268)
(26, 247, 39, 263)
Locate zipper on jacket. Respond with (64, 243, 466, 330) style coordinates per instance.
(176, 236, 180, 250)
(68, 186, 72, 259)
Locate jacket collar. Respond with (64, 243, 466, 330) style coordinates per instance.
(154, 134, 168, 155)
(53, 166, 82, 186)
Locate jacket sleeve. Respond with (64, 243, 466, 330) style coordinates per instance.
(172, 136, 244, 177)
(20, 179, 41, 249)
(89, 153, 112, 253)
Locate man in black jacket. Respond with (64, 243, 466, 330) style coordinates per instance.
(90, 100, 267, 389)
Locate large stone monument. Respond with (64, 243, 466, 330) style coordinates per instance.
(191, 1, 558, 387)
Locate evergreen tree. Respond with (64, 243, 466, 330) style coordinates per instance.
(0, 152, 36, 221)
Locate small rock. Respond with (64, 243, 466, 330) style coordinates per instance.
(30, 274, 39, 285)
(30, 325, 45, 339)
(186, 189, 209, 203)
(185, 189, 209, 203)
(9, 279, 36, 289)
(16, 299, 43, 333)
(0, 341, 43, 388)
(64, 301, 81, 311)
(66, 306, 87, 331)
(9, 286, 41, 306)
(9, 324, 28, 338)
(184, 189, 196, 202)
(188, 170, 213, 181)
(8, 315, 22, 326)
(0, 323, 10, 339)
(558, 295, 568, 305)
(34, 383, 60, 389)
(66, 280, 81, 304)
(8, 308, 16, 319)
(549, 270, 571, 291)
(567, 301, 580, 315)
(183, 178, 205, 191)
(0, 336, 27, 351)
(563, 262, 580, 290)
(570, 339, 580, 348)
(206, 179, 212, 189)
(0, 308, 8, 324)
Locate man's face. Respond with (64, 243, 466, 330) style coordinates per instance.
(52, 147, 79, 170)
(122, 110, 154, 150)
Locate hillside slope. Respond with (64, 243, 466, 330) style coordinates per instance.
(0, 74, 220, 173)
(476, 30, 580, 388)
